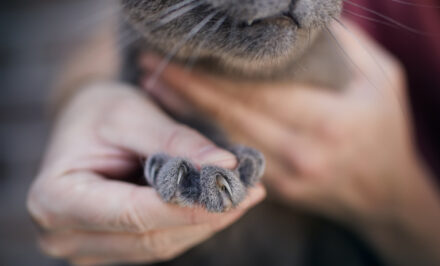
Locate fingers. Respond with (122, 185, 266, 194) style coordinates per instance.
(28, 170, 266, 233)
(40, 221, 232, 264)
(40, 229, 210, 264)
(94, 84, 236, 169)
(237, 86, 341, 133)
(144, 56, 304, 151)
(141, 55, 344, 146)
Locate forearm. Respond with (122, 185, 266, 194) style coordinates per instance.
(361, 159, 440, 266)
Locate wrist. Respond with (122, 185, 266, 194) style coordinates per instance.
(358, 157, 440, 266)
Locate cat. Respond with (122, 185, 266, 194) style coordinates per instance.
(119, 1, 383, 265)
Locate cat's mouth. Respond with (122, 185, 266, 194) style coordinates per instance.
(239, 12, 301, 28)
(122, 0, 343, 79)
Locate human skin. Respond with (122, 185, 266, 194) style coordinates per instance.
(141, 22, 440, 266)
(26, 26, 265, 266)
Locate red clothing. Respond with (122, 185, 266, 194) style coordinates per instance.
(345, 1, 440, 183)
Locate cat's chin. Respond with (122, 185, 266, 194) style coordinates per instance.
(183, 26, 321, 80)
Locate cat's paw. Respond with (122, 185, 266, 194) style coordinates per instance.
(145, 155, 201, 206)
(230, 146, 265, 187)
(145, 146, 265, 212)
(199, 166, 246, 212)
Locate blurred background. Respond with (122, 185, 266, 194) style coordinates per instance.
(0, 1, 114, 264)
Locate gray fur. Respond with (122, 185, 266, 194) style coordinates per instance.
(145, 147, 263, 212)
(145, 153, 170, 186)
(120, 0, 345, 82)
(205, 0, 291, 22)
(154, 157, 200, 205)
(199, 165, 246, 212)
(230, 145, 265, 187)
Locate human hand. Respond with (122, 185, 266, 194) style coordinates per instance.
(140, 21, 438, 230)
(27, 82, 265, 265)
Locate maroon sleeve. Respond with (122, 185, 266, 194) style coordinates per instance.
(344, 0, 440, 184)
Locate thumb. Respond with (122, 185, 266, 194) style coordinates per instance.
(97, 84, 237, 169)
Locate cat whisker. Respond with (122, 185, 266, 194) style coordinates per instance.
(151, 0, 206, 32)
(184, 15, 227, 71)
(324, 24, 380, 93)
(342, 9, 398, 29)
(343, 0, 432, 35)
(332, 17, 405, 112)
(146, 10, 219, 89)
(118, 1, 208, 53)
(390, 0, 440, 8)
(159, 0, 199, 19)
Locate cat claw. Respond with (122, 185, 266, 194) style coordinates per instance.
(177, 164, 188, 185)
(216, 174, 233, 200)
(145, 145, 265, 212)
(149, 164, 158, 183)
(200, 165, 245, 212)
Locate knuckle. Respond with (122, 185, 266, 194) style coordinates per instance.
(301, 157, 328, 179)
(38, 237, 73, 258)
(118, 189, 152, 233)
(164, 125, 188, 152)
(164, 125, 206, 154)
(142, 233, 174, 261)
(119, 208, 146, 233)
(27, 179, 55, 230)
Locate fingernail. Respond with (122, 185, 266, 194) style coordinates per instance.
(196, 145, 237, 169)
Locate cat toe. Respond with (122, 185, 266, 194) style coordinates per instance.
(145, 148, 263, 212)
(230, 146, 266, 187)
(199, 166, 246, 213)
(154, 158, 200, 206)
(145, 153, 171, 187)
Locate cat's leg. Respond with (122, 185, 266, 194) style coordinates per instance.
(199, 166, 246, 212)
(230, 146, 265, 188)
(145, 155, 201, 207)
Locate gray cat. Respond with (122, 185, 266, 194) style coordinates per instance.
(120, 1, 383, 265)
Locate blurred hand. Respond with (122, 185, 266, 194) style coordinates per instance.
(27, 82, 265, 265)
(140, 21, 438, 231)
